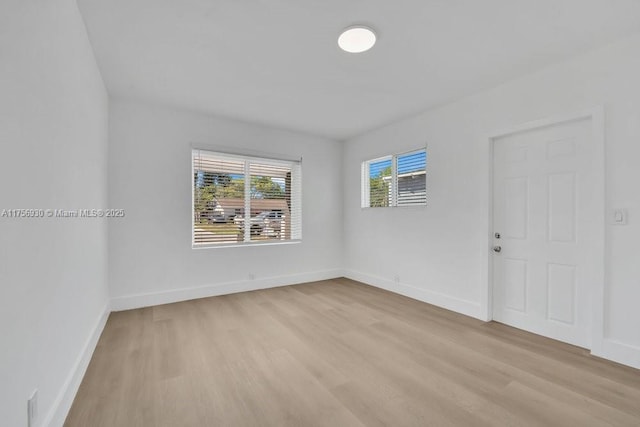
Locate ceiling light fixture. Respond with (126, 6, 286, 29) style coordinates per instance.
(338, 26, 376, 53)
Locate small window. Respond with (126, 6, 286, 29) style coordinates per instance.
(362, 148, 426, 208)
(192, 149, 302, 247)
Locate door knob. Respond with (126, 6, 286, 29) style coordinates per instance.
(493, 246, 502, 253)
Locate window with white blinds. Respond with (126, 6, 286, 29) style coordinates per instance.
(362, 148, 427, 208)
(192, 149, 302, 247)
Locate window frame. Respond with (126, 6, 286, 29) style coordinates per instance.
(191, 148, 302, 249)
(361, 147, 427, 209)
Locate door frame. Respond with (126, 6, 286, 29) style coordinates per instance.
(482, 107, 605, 353)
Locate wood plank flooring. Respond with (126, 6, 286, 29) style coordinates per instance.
(65, 278, 640, 426)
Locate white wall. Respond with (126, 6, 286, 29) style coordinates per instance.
(343, 33, 640, 368)
(2, 10, 637, 427)
(0, 1, 110, 426)
(108, 100, 343, 308)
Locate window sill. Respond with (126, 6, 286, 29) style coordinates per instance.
(361, 204, 427, 210)
(192, 239, 302, 250)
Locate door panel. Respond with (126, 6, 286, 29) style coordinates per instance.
(504, 177, 529, 239)
(503, 258, 527, 312)
(492, 117, 593, 348)
(548, 172, 576, 242)
(547, 263, 576, 324)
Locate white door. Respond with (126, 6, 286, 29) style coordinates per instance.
(492, 117, 598, 348)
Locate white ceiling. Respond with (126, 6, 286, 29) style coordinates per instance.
(77, 0, 640, 140)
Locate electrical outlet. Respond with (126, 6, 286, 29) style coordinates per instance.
(248, 273, 255, 280)
(28, 389, 38, 427)
(612, 208, 628, 225)
(394, 275, 400, 284)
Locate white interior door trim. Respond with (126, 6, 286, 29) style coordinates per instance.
(482, 106, 605, 355)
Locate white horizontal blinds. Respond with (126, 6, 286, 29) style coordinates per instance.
(289, 162, 302, 240)
(361, 149, 427, 208)
(193, 150, 246, 245)
(192, 149, 301, 246)
(361, 162, 369, 208)
(367, 157, 392, 207)
(248, 161, 294, 242)
(396, 150, 427, 206)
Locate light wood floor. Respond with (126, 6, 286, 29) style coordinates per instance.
(65, 278, 640, 426)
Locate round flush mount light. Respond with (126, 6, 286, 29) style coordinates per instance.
(338, 26, 376, 53)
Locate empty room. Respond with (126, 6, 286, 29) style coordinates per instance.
(3, 0, 640, 426)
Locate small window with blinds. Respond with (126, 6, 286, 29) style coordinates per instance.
(361, 148, 427, 208)
(192, 149, 302, 247)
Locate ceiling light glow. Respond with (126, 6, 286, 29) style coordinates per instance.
(338, 26, 376, 53)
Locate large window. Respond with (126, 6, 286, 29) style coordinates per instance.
(361, 148, 427, 208)
(192, 149, 301, 247)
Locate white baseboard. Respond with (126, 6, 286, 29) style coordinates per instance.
(110, 269, 345, 311)
(44, 301, 111, 427)
(344, 269, 483, 320)
(592, 338, 640, 370)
